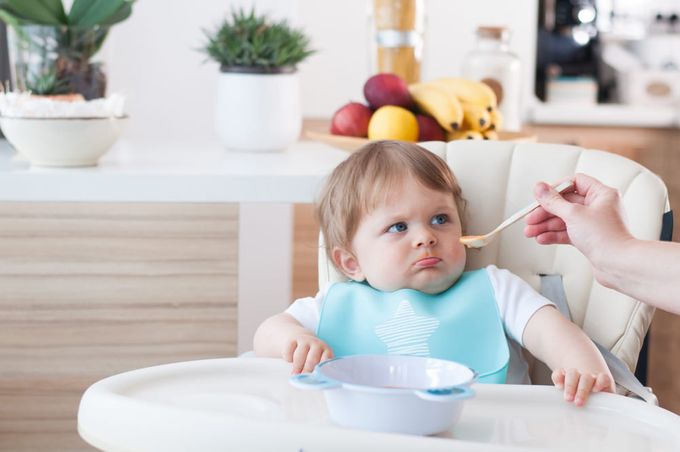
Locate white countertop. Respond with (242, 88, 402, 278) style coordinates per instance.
(0, 138, 349, 203)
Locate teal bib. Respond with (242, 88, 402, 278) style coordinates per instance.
(317, 269, 509, 383)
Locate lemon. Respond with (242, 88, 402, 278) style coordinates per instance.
(367, 106, 419, 141)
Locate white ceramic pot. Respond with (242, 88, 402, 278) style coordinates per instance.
(0, 116, 127, 167)
(290, 354, 476, 436)
(215, 69, 301, 152)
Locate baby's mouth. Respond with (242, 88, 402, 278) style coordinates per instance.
(414, 256, 441, 268)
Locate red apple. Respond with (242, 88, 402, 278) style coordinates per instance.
(416, 114, 446, 141)
(330, 102, 373, 137)
(363, 73, 412, 109)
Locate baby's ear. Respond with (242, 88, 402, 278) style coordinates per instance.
(331, 247, 365, 281)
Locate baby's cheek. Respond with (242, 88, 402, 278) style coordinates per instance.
(454, 243, 467, 262)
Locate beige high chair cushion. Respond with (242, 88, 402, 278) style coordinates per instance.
(318, 141, 669, 380)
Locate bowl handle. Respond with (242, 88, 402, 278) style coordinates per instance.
(289, 373, 341, 391)
(414, 385, 475, 402)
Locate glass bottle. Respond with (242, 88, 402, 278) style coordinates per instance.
(462, 26, 522, 131)
(368, 0, 426, 84)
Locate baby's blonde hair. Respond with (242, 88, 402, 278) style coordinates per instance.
(316, 140, 466, 266)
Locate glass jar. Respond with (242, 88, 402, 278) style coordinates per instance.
(368, 0, 426, 84)
(462, 26, 522, 131)
(7, 24, 109, 99)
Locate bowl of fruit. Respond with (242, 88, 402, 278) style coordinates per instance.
(308, 73, 530, 152)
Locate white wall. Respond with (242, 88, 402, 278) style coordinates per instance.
(105, 0, 537, 143)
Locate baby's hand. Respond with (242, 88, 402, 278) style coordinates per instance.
(283, 333, 334, 374)
(552, 368, 614, 407)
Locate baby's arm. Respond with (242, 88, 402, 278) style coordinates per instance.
(522, 306, 615, 406)
(253, 312, 334, 374)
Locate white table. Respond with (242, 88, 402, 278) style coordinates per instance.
(77, 357, 680, 451)
(0, 138, 349, 351)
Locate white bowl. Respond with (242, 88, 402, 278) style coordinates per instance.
(290, 354, 476, 435)
(0, 116, 127, 167)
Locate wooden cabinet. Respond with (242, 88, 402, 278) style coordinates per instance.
(0, 203, 239, 451)
(525, 124, 679, 160)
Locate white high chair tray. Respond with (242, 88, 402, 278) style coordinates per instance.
(78, 357, 680, 452)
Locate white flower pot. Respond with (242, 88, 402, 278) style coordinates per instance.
(215, 70, 301, 152)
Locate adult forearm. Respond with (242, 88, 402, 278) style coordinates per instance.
(594, 238, 680, 315)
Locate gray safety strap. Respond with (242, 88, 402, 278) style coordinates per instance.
(539, 274, 658, 405)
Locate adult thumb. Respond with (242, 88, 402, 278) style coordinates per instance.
(534, 182, 571, 218)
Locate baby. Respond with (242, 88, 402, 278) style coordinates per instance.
(254, 140, 614, 406)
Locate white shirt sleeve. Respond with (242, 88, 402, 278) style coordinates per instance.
(284, 283, 332, 333)
(485, 265, 555, 346)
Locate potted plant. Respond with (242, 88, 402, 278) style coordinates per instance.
(0, 0, 135, 99)
(201, 8, 314, 152)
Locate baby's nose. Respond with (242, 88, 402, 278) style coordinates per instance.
(414, 233, 437, 247)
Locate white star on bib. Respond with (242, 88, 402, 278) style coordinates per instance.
(374, 300, 440, 356)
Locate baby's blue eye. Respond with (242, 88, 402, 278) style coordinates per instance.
(388, 222, 408, 233)
(432, 214, 448, 225)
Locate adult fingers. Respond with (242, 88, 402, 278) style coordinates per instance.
(526, 192, 585, 225)
(534, 182, 576, 220)
(524, 216, 567, 237)
(573, 173, 605, 197)
(525, 206, 557, 225)
(535, 231, 572, 245)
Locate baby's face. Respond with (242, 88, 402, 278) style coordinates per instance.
(343, 177, 466, 294)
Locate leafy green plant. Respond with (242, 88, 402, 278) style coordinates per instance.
(0, 0, 135, 98)
(201, 8, 315, 72)
(0, 0, 134, 27)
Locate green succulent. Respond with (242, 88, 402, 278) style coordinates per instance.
(201, 8, 315, 72)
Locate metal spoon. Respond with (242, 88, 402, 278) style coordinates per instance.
(459, 180, 574, 249)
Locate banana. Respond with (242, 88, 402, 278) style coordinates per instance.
(482, 129, 499, 140)
(488, 108, 504, 131)
(408, 82, 463, 132)
(447, 130, 484, 140)
(433, 77, 497, 112)
(461, 102, 491, 132)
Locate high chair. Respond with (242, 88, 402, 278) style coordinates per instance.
(78, 141, 679, 451)
(317, 140, 671, 403)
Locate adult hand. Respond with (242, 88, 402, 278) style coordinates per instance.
(283, 333, 334, 374)
(524, 173, 633, 266)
